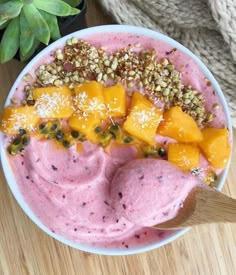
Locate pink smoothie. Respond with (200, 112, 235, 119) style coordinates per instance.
(5, 31, 228, 249)
(110, 159, 203, 227)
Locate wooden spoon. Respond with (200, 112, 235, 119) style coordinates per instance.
(154, 185, 236, 229)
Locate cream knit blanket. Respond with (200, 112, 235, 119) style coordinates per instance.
(98, 0, 236, 127)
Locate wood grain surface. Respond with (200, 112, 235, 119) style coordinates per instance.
(0, 1, 235, 274)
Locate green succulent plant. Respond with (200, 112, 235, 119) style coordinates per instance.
(0, 0, 81, 63)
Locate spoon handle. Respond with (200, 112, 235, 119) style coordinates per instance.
(155, 186, 236, 229)
(190, 187, 236, 225)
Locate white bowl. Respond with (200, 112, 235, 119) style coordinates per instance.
(0, 25, 232, 255)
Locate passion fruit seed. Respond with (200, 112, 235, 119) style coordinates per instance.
(98, 131, 114, 147)
(38, 123, 47, 133)
(7, 145, 19, 155)
(108, 124, 121, 139)
(19, 128, 26, 136)
(62, 140, 70, 148)
(56, 130, 64, 141)
(71, 130, 79, 138)
(94, 126, 102, 133)
(22, 135, 30, 146)
(39, 123, 46, 130)
(50, 123, 58, 131)
(7, 133, 31, 155)
(100, 131, 110, 139)
(109, 124, 119, 131)
(12, 137, 22, 146)
(141, 145, 166, 158)
(108, 131, 115, 139)
(158, 147, 166, 157)
(142, 145, 158, 157)
(123, 136, 133, 143)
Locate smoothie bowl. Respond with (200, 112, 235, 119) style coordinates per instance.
(0, 25, 232, 255)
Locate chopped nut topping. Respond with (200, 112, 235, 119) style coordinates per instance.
(23, 73, 33, 83)
(10, 97, 17, 105)
(24, 38, 211, 126)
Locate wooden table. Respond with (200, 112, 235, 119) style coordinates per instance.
(0, 1, 235, 274)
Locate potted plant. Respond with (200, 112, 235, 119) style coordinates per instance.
(0, 0, 87, 64)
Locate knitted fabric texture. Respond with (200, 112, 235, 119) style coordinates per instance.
(98, 0, 236, 127)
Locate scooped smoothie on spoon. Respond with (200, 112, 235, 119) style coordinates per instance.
(110, 159, 203, 228)
(110, 158, 236, 229)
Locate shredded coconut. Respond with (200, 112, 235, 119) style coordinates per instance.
(132, 107, 161, 129)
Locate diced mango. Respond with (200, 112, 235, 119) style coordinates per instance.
(157, 106, 203, 142)
(129, 91, 152, 109)
(74, 81, 107, 119)
(68, 112, 101, 142)
(198, 127, 230, 168)
(168, 143, 200, 171)
(0, 106, 40, 134)
(123, 93, 163, 144)
(103, 84, 126, 117)
(32, 86, 74, 118)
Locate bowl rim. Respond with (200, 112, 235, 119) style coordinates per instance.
(0, 24, 233, 256)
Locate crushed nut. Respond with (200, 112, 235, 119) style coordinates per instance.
(23, 73, 33, 83)
(24, 38, 211, 126)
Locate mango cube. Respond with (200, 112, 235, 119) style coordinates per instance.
(74, 81, 107, 119)
(168, 143, 200, 171)
(198, 127, 230, 168)
(0, 106, 40, 134)
(157, 106, 203, 142)
(123, 92, 163, 144)
(32, 86, 74, 118)
(129, 91, 152, 109)
(103, 84, 126, 117)
(68, 112, 101, 142)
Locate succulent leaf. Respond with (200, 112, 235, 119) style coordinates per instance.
(23, 0, 34, 3)
(0, 0, 23, 21)
(40, 10, 61, 40)
(20, 12, 35, 57)
(33, 0, 80, 16)
(0, 19, 7, 29)
(0, 17, 20, 63)
(20, 39, 40, 61)
(0, 22, 8, 30)
(0, 0, 81, 63)
(22, 3, 50, 45)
